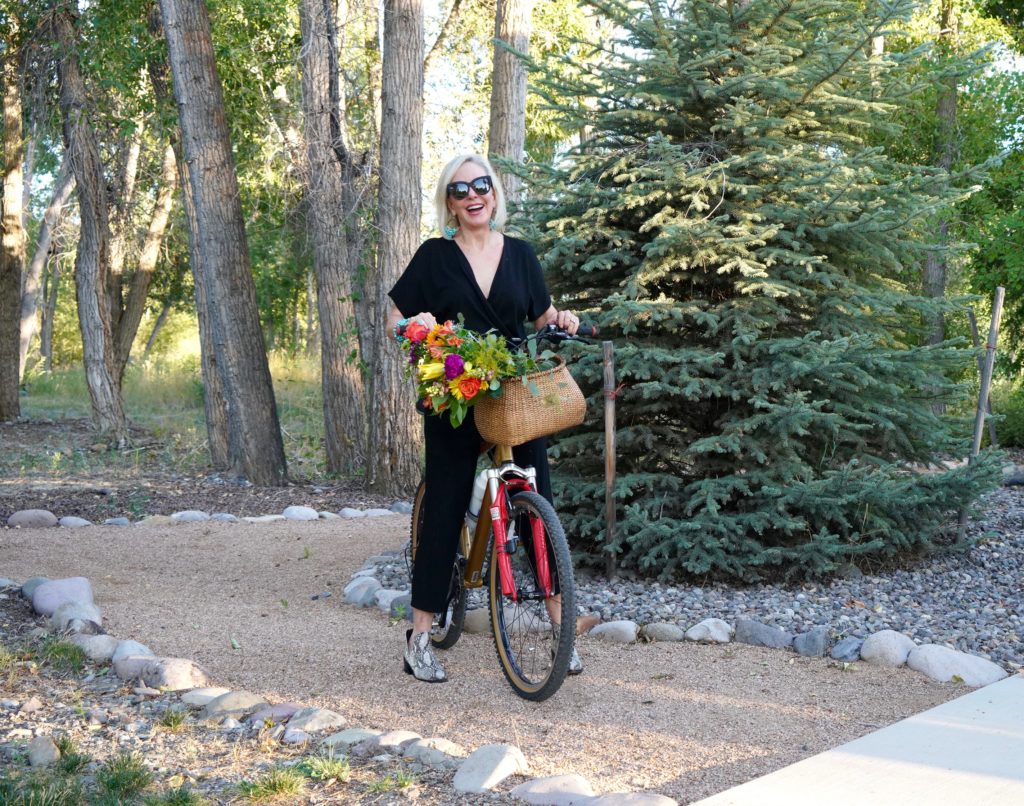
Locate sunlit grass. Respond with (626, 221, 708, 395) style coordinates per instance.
(17, 350, 333, 480)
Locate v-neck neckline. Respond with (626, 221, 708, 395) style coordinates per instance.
(452, 234, 506, 301)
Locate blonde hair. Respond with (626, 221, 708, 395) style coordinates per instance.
(434, 153, 507, 237)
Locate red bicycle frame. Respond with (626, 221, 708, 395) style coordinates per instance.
(492, 477, 553, 600)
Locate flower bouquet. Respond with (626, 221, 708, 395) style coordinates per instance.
(394, 319, 536, 427)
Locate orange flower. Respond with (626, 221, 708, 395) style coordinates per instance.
(459, 376, 482, 400)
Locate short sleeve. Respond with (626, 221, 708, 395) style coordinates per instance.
(388, 242, 432, 318)
(523, 242, 552, 322)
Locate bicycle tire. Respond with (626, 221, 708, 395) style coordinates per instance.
(409, 480, 467, 650)
(488, 489, 576, 701)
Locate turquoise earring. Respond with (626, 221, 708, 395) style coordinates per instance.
(444, 224, 459, 239)
(488, 218, 497, 231)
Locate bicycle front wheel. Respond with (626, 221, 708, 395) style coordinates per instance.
(410, 480, 467, 650)
(488, 490, 576, 701)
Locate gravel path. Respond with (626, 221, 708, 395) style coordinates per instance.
(0, 509, 981, 803)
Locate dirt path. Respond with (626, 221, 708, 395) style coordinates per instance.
(0, 517, 960, 803)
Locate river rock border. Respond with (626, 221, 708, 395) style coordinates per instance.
(1, 569, 675, 803)
(348, 553, 1011, 690)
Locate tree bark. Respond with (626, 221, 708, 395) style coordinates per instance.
(299, 0, 367, 476)
(20, 159, 75, 381)
(367, 0, 424, 497)
(158, 0, 287, 484)
(41, 247, 61, 373)
(114, 143, 177, 376)
(53, 5, 129, 446)
(924, 0, 958, 348)
(0, 38, 26, 420)
(147, 3, 230, 469)
(488, 0, 533, 204)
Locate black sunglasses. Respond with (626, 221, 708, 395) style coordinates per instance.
(446, 175, 492, 200)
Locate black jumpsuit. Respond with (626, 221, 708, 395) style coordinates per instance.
(389, 236, 553, 614)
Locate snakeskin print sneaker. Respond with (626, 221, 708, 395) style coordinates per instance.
(403, 629, 447, 683)
(553, 623, 583, 676)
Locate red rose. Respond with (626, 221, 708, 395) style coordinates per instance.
(405, 321, 429, 343)
(459, 376, 482, 400)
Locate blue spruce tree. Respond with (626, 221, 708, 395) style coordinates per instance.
(522, 0, 1002, 580)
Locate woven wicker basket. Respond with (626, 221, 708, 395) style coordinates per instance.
(475, 356, 586, 446)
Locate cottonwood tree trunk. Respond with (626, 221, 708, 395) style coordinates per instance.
(159, 0, 287, 484)
(0, 40, 26, 420)
(299, 0, 367, 476)
(924, 0, 959, 349)
(488, 0, 533, 204)
(147, 4, 230, 468)
(113, 143, 177, 376)
(367, 0, 424, 497)
(20, 160, 74, 381)
(53, 5, 129, 445)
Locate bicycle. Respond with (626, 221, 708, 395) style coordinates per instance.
(407, 323, 594, 701)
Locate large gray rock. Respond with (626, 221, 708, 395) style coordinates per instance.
(20, 576, 50, 599)
(510, 774, 596, 804)
(180, 687, 231, 708)
(32, 577, 94, 617)
(860, 629, 916, 667)
(343, 576, 382, 606)
(69, 634, 119, 663)
(907, 645, 1009, 687)
(321, 728, 383, 751)
(141, 658, 212, 691)
(375, 589, 408, 613)
(793, 626, 829, 658)
(589, 795, 678, 805)
(590, 620, 639, 643)
(338, 508, 367, 518)
(50, 601, 102, 633)
(282, 505, 319, 521)
(285, 707, 346, 733)
(28, 735, 60, 768)
(7, 509, 58, 528)
(171, 510, 210, 522)
(249, 703, 304, 727)
(204, 691, 268, 721)
(831, 637, 863, 662)
(735, 619, 794, 649)
(374, 729, 422, 752)
(463, 607, 491, 634)
(59, 516, 93, 528)
(404, 737, 467, 769)
(685, 618, 733, 643)
(113, 655, 155, 681)
(111, 640, 154, 662)
(641, 623, 685, 642)
(389, 593, 413, 621)
(453, 744, 530, 793)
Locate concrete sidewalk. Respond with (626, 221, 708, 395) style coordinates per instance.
(692, 673, 1024, 806)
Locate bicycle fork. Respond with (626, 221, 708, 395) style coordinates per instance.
(489, 475, 553, 601)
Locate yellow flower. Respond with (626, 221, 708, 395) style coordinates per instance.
(418, 361, 445, 381)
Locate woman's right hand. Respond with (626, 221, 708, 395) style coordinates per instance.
(387, 306, 437, 339)
(408, 312, 437, 330)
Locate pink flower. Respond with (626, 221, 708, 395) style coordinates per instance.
(444, 354, 465, 380)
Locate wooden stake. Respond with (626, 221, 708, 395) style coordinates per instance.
(968, 308, 997, 448)
(603, 340, 617, 579)
(958, 287, 1004, 541)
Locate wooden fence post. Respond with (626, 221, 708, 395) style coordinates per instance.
(603, 340, 617, 579)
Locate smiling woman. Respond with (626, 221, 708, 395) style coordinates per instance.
(384, 152, 583, 683)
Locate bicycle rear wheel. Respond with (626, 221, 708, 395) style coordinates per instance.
(410, 480, 467, 650)
(488, 489, 576, 701)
